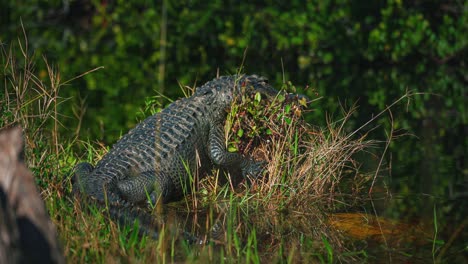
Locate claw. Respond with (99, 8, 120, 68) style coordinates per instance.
(243, 159, 266, 179)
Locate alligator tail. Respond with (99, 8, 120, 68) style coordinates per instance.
(106, 204, 199, 243)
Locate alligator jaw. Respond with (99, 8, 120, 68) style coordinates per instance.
(236, 74, 279, 101)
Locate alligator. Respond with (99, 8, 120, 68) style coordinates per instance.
(73, 74, 287, 211)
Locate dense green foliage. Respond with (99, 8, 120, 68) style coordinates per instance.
(1, 0, 466, 254)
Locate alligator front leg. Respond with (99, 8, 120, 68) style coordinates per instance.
(208, 122, 265, 179)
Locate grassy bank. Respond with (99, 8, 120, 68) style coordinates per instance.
(2, 37, 393, 263)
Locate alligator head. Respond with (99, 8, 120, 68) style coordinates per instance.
(232, 74, 310, 104)
(194, 74, 309, 115)
(195, 75, 277, 109)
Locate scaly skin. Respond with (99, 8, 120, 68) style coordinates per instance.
(73, 75, 279, 207)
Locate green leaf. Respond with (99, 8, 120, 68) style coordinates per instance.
(228, 146, 238, 152)
(255, 92, 262, 103)
(277, 94, 285, 103)
(237, 128, 244, 137)
(284, 104, 291, 114)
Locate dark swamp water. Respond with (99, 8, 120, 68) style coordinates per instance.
(159, 186, 466, 263)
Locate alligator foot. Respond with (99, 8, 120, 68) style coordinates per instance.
(242, 159, 266, 179)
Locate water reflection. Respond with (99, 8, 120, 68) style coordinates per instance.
(152, 192, 466, 263)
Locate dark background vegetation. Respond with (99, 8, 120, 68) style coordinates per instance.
(1, 0, 466, 244)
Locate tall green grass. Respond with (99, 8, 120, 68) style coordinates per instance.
(1, 34, 404, 263)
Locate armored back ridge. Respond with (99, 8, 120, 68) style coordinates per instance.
(73, 74, 278, 207)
